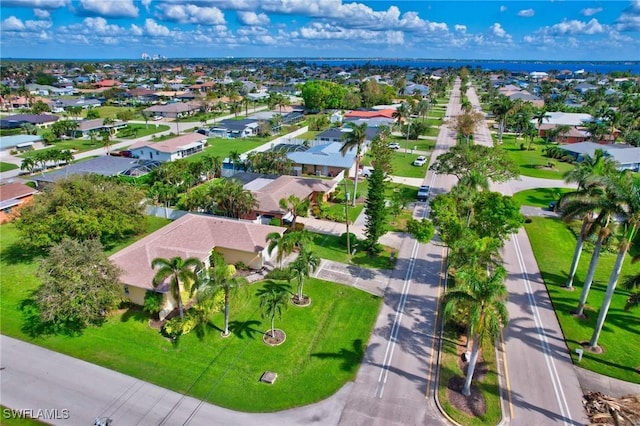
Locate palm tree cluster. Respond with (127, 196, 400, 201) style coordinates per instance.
(20, 148, 74, 175)
(559, 151, 640, 349)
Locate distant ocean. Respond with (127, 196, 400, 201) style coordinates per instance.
(300, 59, 640, 75)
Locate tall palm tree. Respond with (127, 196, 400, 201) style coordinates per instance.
(532, 107, 550, 138)
(266, 231, 294, 268)
(289, 246, 320, 303)
(392, 103, 409, 133)
(589, 172, 640, 349)
(622, 256, 640, 311)
(340, 121, 368, 207)
(490, 95, 516, 144)
(260, 288, 289, 339)
(151, 256, 203, 320)
(443, 266, 509, 396)
(279, 194, 307, 229)
(196, 261, 245, 336)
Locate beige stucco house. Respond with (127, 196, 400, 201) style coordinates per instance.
(109, 213, 284, 319)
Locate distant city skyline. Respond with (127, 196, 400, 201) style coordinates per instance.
(1, 1, 639, 61)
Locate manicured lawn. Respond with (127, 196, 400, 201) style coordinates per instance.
(525, 217, 640, 383)
(0, 222, 382, 411)
(90, 106, 133, 119)
(186, 137, 269, 161)
(497, 135, 574, 179)
(117, 123, 170, 139)
(319, 202, 364, 224)
(438, 329, 501, 426)
(512, 187, 575, 208)
(0, 162, 18, 172)
(308, 232, 396, 269)
(362, 151, 428, 178)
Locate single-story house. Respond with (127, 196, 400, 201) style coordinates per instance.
(0, 182, 37, 223)
(128, 133, 207, 162)
(49, 97, 101, 113)
(538, 124, 591, 144)
(72, 118, 127, 138)
(0, 114, 59, 129)
(216, 119, 260, 138)
(143, 101, 201, 119)
(109, 213, 284, 319)
(238, 174, 336, 223)
(287, 142, 357, 177)
(0, 134, 42, 153)
(315, 126, 382, 145)
(33, 156, 145, 186)
(558, 142, 640, 172)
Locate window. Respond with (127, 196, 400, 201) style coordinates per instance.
(124, 285, 130, 295)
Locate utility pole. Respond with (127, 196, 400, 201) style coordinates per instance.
(344, 179, 351, 260)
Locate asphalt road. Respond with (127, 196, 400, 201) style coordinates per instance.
(467, 86, 587, 425)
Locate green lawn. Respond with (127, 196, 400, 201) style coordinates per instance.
(185, 137, 269, 161)
(308, 232, 396, 269)
(0, 162, 18, 172)
(0, 222, 382, 411)
(512, 187, 575, 208)
(497, 135, 574, 179)
(525, 217, 640, 383)
(117, 123, 171, 139)
(362, 151, 428, 178)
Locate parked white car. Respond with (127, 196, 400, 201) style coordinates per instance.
(388, 142, 401, 150)
(413, 156, 427, 166)
(359, 166, 374, 177)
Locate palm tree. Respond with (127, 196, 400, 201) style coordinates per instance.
(588, 171, 640, 349)
(289, 246, 320, 304)
(340, 121, 368, 207)
(20, 157, 36, 175)
(490, 95, 516, 144)
(279, 194, 307, 229)
(532, 107, 550, 138)
(260, 288, 289, 339)
(443, 266, 509, 396)
(213, 179, 257, 219)
(392, 103, 409, 133)
(196, 261, 245, 336)
(622, 256, 639, 311)
(266, 231, 294, 268)
(151, 256, 203, 320)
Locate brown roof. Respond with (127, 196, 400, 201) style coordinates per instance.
(0, 182, 37, 202)
(128, 132, 207, 153)
(253, 176, 334, 214)
(109, 214, 284, 290)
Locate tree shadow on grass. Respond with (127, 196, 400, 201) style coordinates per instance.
(19, 297, 84, 338)
(1, 241, 46, 265)
(120, 305, 148, 323)
(228, 320, 262, 339)
(255, 280, 292, 297)
(311, 338, 365, 373)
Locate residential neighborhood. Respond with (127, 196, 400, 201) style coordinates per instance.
(0, 56, 639, 426)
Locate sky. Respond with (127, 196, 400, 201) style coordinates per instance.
(0, 0, 639, 61)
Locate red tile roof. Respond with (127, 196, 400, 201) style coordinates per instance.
(344, 109, 395, 119)
(0, 182, 37, 202)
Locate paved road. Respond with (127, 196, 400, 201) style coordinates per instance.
(467, 85, 587, 425)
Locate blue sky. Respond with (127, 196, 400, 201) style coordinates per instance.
(1, 1, 639, 60)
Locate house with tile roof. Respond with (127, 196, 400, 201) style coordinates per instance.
(109, 213, 284, 319)
(558, 142, 640, 172)
(128, 133, 207, 162)
(287, 142, 357, 177)
(0, 182, 37, 223)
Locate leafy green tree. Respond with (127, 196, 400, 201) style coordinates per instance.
(429, 144, 519, 185)
(151, 256, 203, 320)
(16, 175, 146, 250)
(289, 246, 320, 304)
(406, 218, 435, 243)
(443, 266, 509, 396)
(260, 287, 289, 339)
(341, 121, 368, 207)
(31, 100, 50, 114)
(213, 179, 257, 218)
(34, 238, 123, 332)
(86, 108, 100, 119)
(196, 261, 245, 336)
(143, 290, 165, 319)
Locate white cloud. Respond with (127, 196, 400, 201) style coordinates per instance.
(615, 0, 640, 31)
(157, 4, 226, 25)
(77, 0, 138, 18)
(490, 23, 507, 37)
(581, 7, 602, 17)
(144, 18, 170, 36)
(141, 0, 152, 12)
(500, 5, 507, 12)
(1, 0, 68, 9)
(33, 9, 50, 19)
(237, 11, 270, 26)
(544, 18, 605, 36)
(81, 17, 123, 35)
(517, 9, 535, 17)
(297, 21, 404, 46)
(130, 24, 143, 36)
(454, 24, 466, 33)
(2, 16, 25, 31)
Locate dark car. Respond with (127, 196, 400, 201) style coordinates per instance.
(119, 150, 134, 158)
(417, 185, 430, 201)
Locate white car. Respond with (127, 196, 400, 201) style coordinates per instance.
(153, 115, 162, 121)
(413, 156, 427, 166)
(359, 166, 374, 177)
(388, 142, 400, 150)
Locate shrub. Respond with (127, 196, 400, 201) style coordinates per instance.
(235, 261, 249, 271)
(291, 222, 305, 232)
(162, 312, 198, 338)
(266, 267, 293, 281)
(269, 217, 283, 227)
(406, 218, 435, 243)
(340, 232, 358, 249)
(143, 290, 164, 316)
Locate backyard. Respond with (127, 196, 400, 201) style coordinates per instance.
(496, 135, 574, 179)
(0, 222, 382, 412)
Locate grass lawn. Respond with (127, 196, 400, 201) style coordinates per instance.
(90, 106, 134, 119)
(497, 135, 574, 179)
(438, 329, 501, 426)
(362, 151, 428, 178)
(525, 217, 640, 383)
(0, 162, 18, 172)
(308, 232, 396, 269)
(512, 187, 575, 208)
(319, 202, 364, 224)
(0, 223, 382, 412)
(117, 123, 170, 139)
(186, 137, 269, 161)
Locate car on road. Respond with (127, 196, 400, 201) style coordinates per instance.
(153, 115, 162, 121)
(388, 142, 400, 150)
(359, 166, 374, 177)
(413, 156, 427, 166)
(417, 185, 430, 201)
